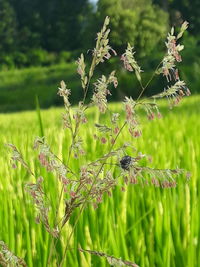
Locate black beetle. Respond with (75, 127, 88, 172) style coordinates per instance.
(120, 156, 132, 171)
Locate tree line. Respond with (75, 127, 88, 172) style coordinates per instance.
(0, 0, 199, 68)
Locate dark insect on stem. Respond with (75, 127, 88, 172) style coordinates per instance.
(120, 155, 133, 171)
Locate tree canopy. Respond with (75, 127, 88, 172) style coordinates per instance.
(0, 0, 199, 67)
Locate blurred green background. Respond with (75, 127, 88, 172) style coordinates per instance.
(0, 0, 199, 112)
(0, 97, 199, 266)
(0, 1, 200, 267)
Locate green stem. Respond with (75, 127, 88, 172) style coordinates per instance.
(59, 121, 127, 267)
(47, 51, 97, 266)
(136, 61, 162, 101)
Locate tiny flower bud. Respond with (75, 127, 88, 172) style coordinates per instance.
(111, 138, 115, 145)
(147, 113, 155, 121)
(70, 191, 76, 198)
(12, 163, 17, 169)
(134, 130, 142, 138)
(62, 177, 69, 185)
(114, 127, 119, 134)
(121, 186, 126, 192)
(130, 177, 138, 184)
(97, 195, 102, 203)
(101, 137, 107, 144)
(93, 203, 98, 210)
(124, 176, 129, 185)
(37, 176, 43, 183)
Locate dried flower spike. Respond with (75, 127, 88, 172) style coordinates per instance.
(90, 16, 116, 77)
(92, 71, 118, 113)
(76, 53, 88, 90)
(78, 248, 139, 267)
(0, 241, 27, 267)
(58, 80, 71, 108)
(121, 43, 142, 82)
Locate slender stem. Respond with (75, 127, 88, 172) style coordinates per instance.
(47, 114, 80, 264)
(58, 165, 104, 267)
(47, 52, 97, 266)
(136, 61, 162, 101)
(59, 121, 127, 266)
(82, 76, 92, 105)
(82, 54, 96, 105)
(47, 129, 77, 265)
(56, 54, 97, 226)
(51, 152, 78, 178)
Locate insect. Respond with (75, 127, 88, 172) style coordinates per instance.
(119, 155, 133, 171)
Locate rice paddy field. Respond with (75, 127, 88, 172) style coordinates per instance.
(0, 95, 199, 267)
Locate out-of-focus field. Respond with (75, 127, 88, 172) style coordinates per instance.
(0, 96, 199, 267)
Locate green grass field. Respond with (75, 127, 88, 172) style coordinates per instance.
(0, 63, 78, 112)
(0, 95, 199, 267)
(0, 55, 199, 114)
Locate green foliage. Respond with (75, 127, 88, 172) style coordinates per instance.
(0, 63, 79, 112)
(13, 51, 28, 67)
(96, 0, 169, 55)
(0, 96, 199, 266)
(0, 0, 17, 53)
(27, 49, 49, 66)
(0, 0, 169, 65)
(1, 52, 200, 113)
(0, 0, 198, 74)
(7, 0, 92, 52)
(153, 0, 200, 36)
(0, 54, 15, 69)
(58, 51, 73, 64)
(0, 50, 76, 70)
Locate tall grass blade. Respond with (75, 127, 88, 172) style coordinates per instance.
(35, 95, 44, 137)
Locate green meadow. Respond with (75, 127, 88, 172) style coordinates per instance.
(0, 95, 199, 266)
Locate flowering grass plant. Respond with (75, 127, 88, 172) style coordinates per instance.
(3, 17, 190, 266)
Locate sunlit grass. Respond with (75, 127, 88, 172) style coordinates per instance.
(0, 95, 199, 266)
